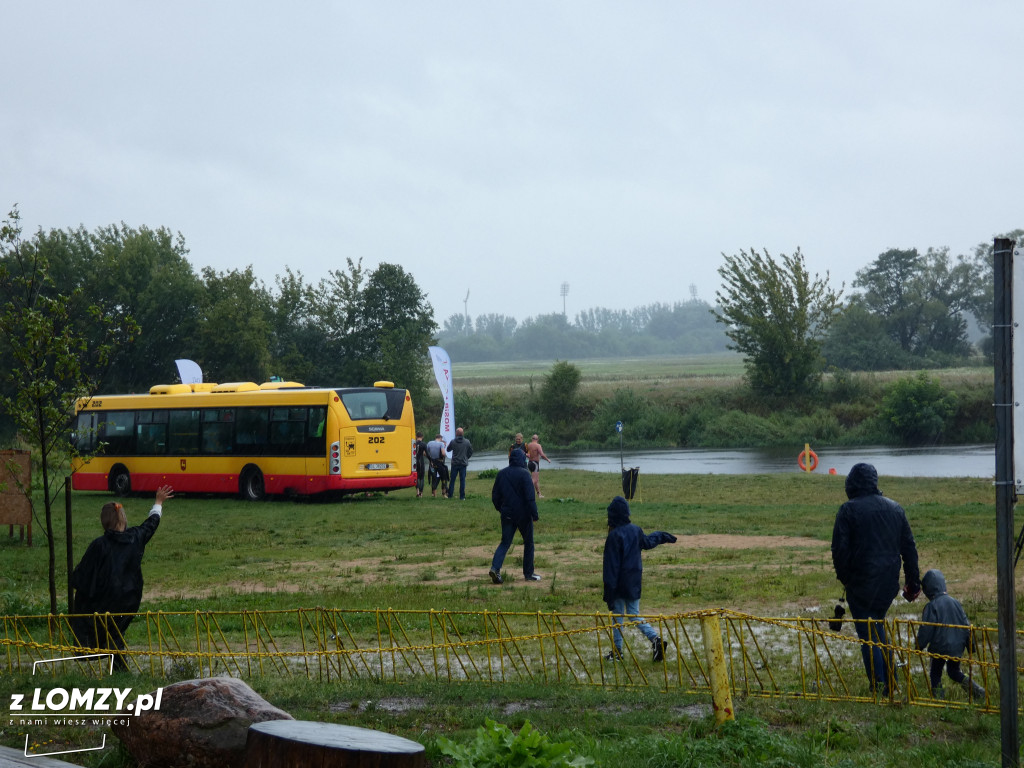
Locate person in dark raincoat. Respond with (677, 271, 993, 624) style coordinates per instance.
(602, 496, 676, 662)
(488, 448, 539, 584)
(831, 463, 920, 694)
(917, 568, 986, 700)
(70, 485, 173, 669)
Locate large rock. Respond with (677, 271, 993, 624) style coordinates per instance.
(112, 677, 293, 768)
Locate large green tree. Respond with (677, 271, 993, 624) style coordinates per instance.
(0, 208, 136, 612)
(965, 229, 1024, 355)
(311, 258, 366, 385)
(197, 266, 273, 382)
(713, 248, 843, 395)
(821, 303, 909, 371)
(852, 247, 975, 360)
(352, 262, 437, 405)
(25, 223, 202, 392)
(267, 268, 324, 384)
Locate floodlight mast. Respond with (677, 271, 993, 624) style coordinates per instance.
(560, 282, 569, 316)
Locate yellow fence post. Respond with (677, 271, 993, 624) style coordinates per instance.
(700, 612, 734, 725)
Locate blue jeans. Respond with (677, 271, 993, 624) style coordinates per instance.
(609, 598, 659, 651)
(846, 592, 894, 692)
(448, 465, 467, 499)
(490, 518, 535, 576)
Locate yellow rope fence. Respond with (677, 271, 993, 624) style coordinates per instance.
(1, 608, 1008, 714)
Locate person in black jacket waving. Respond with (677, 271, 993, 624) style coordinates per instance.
(831, 463, 920, 695)
(488, 448, 539, 584)
(603, 496, 676, 662)
(70, 485, 173, 669)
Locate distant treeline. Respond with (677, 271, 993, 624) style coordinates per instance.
(438, 302, 729, 361)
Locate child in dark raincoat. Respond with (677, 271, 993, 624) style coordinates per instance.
(602, 495, 676, 662)
(917, 568, 985, 700)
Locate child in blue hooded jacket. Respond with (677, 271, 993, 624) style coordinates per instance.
(602, 496, 676, 662)
(916, 568, 985, 700)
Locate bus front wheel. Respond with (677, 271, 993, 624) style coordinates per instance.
(110, 465, 131, 497)
(240, 466, 266, 501)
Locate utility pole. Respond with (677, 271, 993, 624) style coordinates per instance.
(994, 237, 1018, 768)
(463, 290, 470, 334)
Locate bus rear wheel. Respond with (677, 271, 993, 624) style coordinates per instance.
(110, 465, 131, 497)
(240, 466, 266, 501)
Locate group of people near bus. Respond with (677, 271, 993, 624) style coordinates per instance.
(414, 427, 475, 499)
(413, 428, 551, 500)
(68, 450, 985, 693)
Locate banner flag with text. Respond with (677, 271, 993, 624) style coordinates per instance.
(428, 346, 455, 445)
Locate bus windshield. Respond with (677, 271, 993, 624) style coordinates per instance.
(338, 389, 407, 421)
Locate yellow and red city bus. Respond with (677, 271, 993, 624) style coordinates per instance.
(71, 380, 417, 500)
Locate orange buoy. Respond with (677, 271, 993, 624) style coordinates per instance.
(798, 447, 819, 472)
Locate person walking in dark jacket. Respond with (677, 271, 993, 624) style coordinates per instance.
(70, 485, 174, 669)
(917, 569, 986, 700)
(603, 496, 676, 662)
(446, 426, 474, 500)
(488, 448, 540, 583)
(831, 462, 920, 695)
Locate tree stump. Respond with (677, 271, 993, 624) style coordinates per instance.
(244, 721, 425, 768)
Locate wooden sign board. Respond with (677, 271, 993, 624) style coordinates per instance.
(0, 449, 31, 545)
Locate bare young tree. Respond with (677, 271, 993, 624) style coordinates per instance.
(713, 248, 843, 396)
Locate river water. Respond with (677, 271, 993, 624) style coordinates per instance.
(470, 444, 994, 478)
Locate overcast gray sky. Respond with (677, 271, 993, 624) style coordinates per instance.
(2, 2, 1021, 326)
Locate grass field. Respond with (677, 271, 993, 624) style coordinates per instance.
(448, 354, 991, 395)
(0, 467, 1008, 766)
(451, 353, 749, 394)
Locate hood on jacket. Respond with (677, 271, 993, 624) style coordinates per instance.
(845, 462, 880, 500)
(607, 496, 631, 527)
(508, 448, 528, 469)
(922, 569, 947, 600)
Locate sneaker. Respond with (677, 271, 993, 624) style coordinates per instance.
(604, 649, 623, 661)
(652, 637, 668, 662)
(525, 573, 542, 581)
(488, 570, 503, 585)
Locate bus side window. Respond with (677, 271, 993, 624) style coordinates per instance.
(235, 408, 268, 454)
(102, 411, 136, 454)
(269, 407, 303, 452)
(302, 407, 327, 455)
(201, 410, 233, 454)
(168, 410, 200, 455)
(136, 424, 166, 454)
(74, 412, 99, 452)
(310, 407, 326, 438)
(202, 423, 232, 454)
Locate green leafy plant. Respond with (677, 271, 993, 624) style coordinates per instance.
(880, 372, 958, 444)
(437, 718, 594, 767)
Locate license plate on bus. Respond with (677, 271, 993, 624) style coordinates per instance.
(367, 463, 388, 470)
